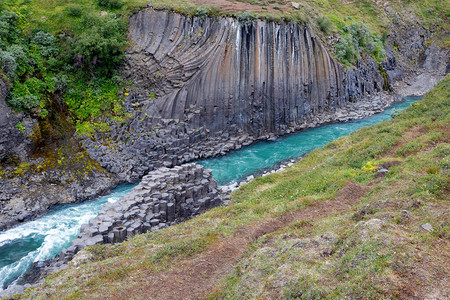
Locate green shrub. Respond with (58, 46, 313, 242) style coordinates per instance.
(98, 0, 123, 10)
(0, 20, 10, 42)
(32, 31, 59, 57)
(317, 16, 332, 34)
(336, 36, 357, 64)
(8, 93, 39, 110)
(51, 74, 68, 93)
(0, 49, 16, 78)
(237, 11, 257, 25)
(0, 10, 19, 44)
(7, 77, 47, 110)
(194, 7, 208, 18)
(65, 5, 83, 18)
(71, 14, 127, 74)
(335, 22, 385, 65)
(7, 44, 27, 75)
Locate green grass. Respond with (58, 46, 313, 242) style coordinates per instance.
(19, 75, 449, 299)
(212, 76, 449, 299)
(8, 0, 147, 36)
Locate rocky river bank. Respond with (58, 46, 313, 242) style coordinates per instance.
(65, 163, 225, 255)
(0, 163, 228, 296)
(0, 88, 399, 231)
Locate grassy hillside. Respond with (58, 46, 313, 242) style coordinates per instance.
(18, 75, 449, 299)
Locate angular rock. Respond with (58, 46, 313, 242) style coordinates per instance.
(420, 223, 433, 232)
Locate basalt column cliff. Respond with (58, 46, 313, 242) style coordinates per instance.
(125, 9, 383, 136)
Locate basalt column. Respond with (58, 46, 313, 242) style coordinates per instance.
(125, 9, 381, 136)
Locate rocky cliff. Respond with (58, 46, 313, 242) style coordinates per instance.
(124, 9, 384, 136)
(0, 79, 33, 162)
(79, 9, 389, 182)
(0, 78, 115, 231)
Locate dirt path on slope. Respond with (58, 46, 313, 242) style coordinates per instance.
(109, 182, 366, 300)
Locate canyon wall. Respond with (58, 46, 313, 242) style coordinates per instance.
(0, 79, 33, 162)
(80, 9, 391, 183)
(124, 9, 383, 136)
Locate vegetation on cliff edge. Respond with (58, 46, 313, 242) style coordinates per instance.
(0, 0, 146, 135)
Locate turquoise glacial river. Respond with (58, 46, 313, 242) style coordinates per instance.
(199, 97, 422, 185)
(0, 96, 421, 290)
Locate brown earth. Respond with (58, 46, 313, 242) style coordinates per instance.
(189, 0, 397, 15)
(102, 182, 366, 300)
(190, 0, 293, 14)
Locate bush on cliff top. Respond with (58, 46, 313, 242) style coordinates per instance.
(335, 22, 385, 66)
(98, 0, 124, 10)
(0, 0, 136, 131)
(70, 13, 127, 74)
(317, 15, 332, 34)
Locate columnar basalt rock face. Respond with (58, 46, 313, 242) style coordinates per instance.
(62, 164, 223, 258)
(125, 9, 383, 136)
(81, 93, 394, 184)
(79, 10, 389, 183)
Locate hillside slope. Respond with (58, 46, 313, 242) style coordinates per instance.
(18, 75, 449, 299)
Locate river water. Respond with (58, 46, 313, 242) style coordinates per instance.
(200, 97, 422, 185)
(0, 96, 421, 290)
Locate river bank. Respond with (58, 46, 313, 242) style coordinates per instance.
(0, 83, 429, 232)
(17, 75, 449, 300)
(0, 94, 425, 296)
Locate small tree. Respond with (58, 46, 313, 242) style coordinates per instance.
(0, 50, 16, 78)
(0, 10, 19, 44)
(32, 31, 59, 57)
(71, 14, 127, 75)
(317, 16, 332, 34)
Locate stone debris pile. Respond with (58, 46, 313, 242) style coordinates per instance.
(62, 163, 223, 258)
